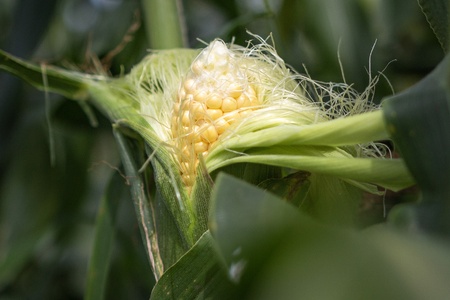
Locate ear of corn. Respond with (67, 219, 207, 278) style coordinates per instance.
(160, 38, 414, 195)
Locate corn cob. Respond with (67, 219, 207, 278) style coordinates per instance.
(130, 36, 411, 196)
(171, 41, 261, 187)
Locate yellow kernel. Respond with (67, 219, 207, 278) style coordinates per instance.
(205, 94, 222, 109)
(181, 111, 191, 126)
(194, 141, 209, 153)
(185, 93, 194, 102)
(194, 90, 209, 102)
(173, 103, 181, 114)
(179, 88, 186, 101)
(222, 97, 237, 112)
(215, 118, 230, 134)
(228, 82, 243, 98)
(193, 132, 202, 143)
(223, 111, 240, 124)
(184, 78, 196, 93)
(201, 124, 218, 143)
(236, 93, 251, 108)
(187, 126, 202, 143)
(190, 102, 207, 120)
(191, 60, 204, 74)
(207, 109, 223, 120)
(181, 126, 191, 135)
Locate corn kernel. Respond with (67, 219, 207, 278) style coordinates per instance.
(222, 97, 237, 112)
(206, 109, 223, 120)
(192, 60, 204, 74)
(181, 111, 191, 126)
(188, 125, 202, 143)
(194, 141, 208, 153)
(223, 110, 240, 124)
(228, 82, 243, 98)
(236, 93, 251, 108)
(184, 78, 196, 93)
(200, 124, 218, 143)
(194, 90, 209, 102)
(205, 94, 222, 109)
(179, 88, 186, 101)
(215, 118, 230, 134)
(191, 102, 207, 121)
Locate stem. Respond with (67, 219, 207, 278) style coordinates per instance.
(142, 0, 187, 49)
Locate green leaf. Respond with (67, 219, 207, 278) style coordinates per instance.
(209, 173, 450, 299)
(0, 49, 89, 99)
(0, 227, 49, 289)
(208, 173, 305, 289)
(248, 226, 450, 300)
(383, 54, 450, 232)
(85, 172, 124, 300)
(417, 0, 449, 51)
(150, 231, 236, 300)
(0, 108, 94, 290)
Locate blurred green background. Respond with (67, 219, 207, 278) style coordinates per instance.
(0, 0, 443, 298)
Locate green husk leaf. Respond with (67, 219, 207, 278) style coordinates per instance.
(150, 231, 236, 300)
(208, 110, 388, 151)
(113, 129, 165, 279)
(190, 162, 214, 234)
(208, 146, 413, 192)
(150, 153, 199, 247)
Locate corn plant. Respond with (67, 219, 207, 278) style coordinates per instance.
(1, 0, 450, 299)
